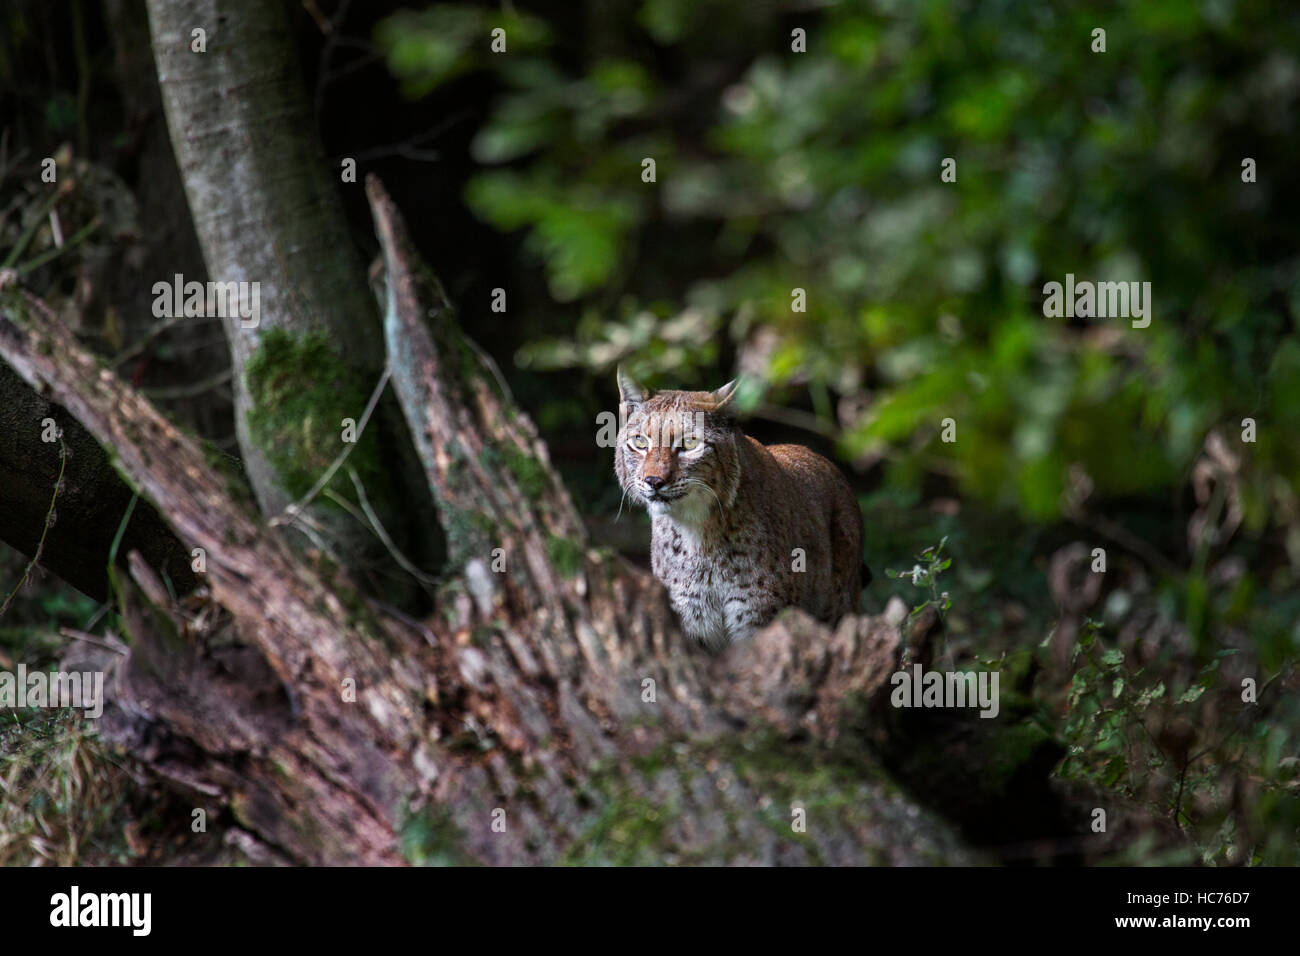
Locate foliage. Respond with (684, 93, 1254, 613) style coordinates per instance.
(885, 535, 952, 623)
(1058, 618, 1300, 864)
(379, 0, 1300, 520)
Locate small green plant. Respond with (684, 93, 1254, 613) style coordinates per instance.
(1057, 618, 1150, 793)
(885, 537, 955, 666)
(885, 536, 953, 623)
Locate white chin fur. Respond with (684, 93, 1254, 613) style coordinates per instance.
(647, 486, 713, 527)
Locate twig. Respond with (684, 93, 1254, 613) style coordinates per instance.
(278, 508, 341, 557)
(1, 185, 68, 269)
(80, 602, 110, 633)
(15, 218, 100, 276)
(142, 367, 233, 400)
(312, 0, 352, 124)
(110, 313, 217, 369)
(271, 364, 391, 528)
(334, 465, 438, 586)
(57, 629, 127, 656)
(302, 0, 335, 34)
(339, 111, 472, 165)
(0, 437, 67, 622)
(322, 51, 384, 86)
(466, 335, 515, 405)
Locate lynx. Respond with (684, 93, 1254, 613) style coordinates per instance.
(614, 368, 868, 651)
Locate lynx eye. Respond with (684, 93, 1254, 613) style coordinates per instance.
(680, 436, 702, 452)
(629, 435, 650, 451)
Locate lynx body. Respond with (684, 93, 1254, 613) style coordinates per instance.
(614, 369, 865, 651)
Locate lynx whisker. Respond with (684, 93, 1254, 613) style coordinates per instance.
(680, 476, 724, 513)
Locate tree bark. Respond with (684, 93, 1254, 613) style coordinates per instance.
(143, 0, 440, 602)
(0, 183, 989, 865)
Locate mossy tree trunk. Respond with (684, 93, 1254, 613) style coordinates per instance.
(143, 0, 440, 604)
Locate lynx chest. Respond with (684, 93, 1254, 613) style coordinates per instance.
(650, 517, 759, 650)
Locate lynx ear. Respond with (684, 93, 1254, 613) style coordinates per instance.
(708, 377, 739, 416)
(617, 365, 646, 407)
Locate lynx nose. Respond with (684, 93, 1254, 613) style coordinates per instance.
(644, 475, 666, 491)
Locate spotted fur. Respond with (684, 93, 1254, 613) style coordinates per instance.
(614, 368, 866, 651)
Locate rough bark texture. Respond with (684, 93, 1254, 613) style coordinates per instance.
(143, 0, 440, 600)
(0, 184, 991, 865)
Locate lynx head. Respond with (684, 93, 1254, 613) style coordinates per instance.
(614, 367, 742, 523)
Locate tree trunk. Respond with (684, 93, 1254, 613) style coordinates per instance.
(0, 183, 991, 865)
(143, 0, 440, 603)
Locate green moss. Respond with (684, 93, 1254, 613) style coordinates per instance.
(561, 787, 672, 865)
(455, 333, 482, 385)
(399, 805, 478, 866)
(545, 533, 583, 578)
(477, 441, 548, 499)
(559, 755, 676, 865)
(501, 445, 548, 498)
(243, 328, 386, 506)
(440, 501, 496, 567)
(562, 734, 917, 866)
